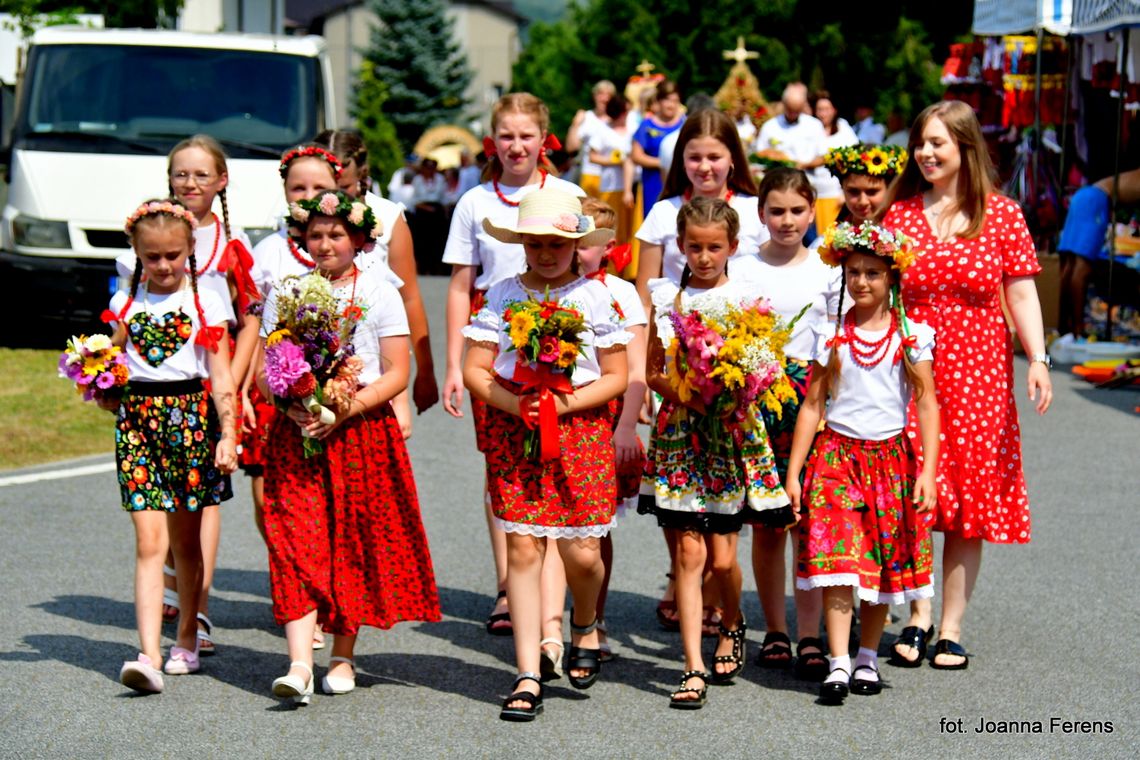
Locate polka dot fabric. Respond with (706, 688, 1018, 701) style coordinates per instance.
(884, 194, 1040, 544)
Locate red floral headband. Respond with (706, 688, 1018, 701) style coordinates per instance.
(279, 145, 343, 179)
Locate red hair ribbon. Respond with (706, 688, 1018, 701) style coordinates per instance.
(894, 334, 918, 364)
(514, 357, 573, 461)
(605, 243, 632, 274)
(482, 136, 496, 158)
(195, 323, 225, 352)
(217, 239, 261, 315)
(825, 334, 848, 350)
(543, 134, 563, 152)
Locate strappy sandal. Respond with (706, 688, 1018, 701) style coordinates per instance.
(669, 670, 710, 710)
(196, 613, 216, 657)
(756, 631, 793, 669)
(818, 666, 850, 705)
(655, 573, 680, 632)
(930, 639, 969, 670)
(850, 664, 883, 695)
(485, 590, 512, 637)
(701, 606, 723, 638)
(162, 566, 179, 623)
(889, 625, 933, 668)
(794, 636, 829, 681)
(710, 618, 747, 684)
(539, 637, 563, 682)
(566, 614, 601, 690)
(499, 672, 543, 722)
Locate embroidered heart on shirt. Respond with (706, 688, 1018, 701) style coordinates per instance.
(128, 311, 193, 366)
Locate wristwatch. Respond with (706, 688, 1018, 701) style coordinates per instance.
(1030, 352, 1053, 370)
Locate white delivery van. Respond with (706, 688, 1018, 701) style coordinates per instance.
(0, 27, 336, 321)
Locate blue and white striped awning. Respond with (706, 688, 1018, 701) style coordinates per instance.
(972, 0, 1073, 35)
(1070, 0, 1140, 33)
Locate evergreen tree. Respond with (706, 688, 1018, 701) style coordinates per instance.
(351, 62, 404, 189)
(360, 0, 473, 154)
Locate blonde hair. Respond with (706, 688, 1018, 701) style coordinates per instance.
(882, 100, 997, 239)
(167, 134, 233, 241)
(482, 93, 557, 182)
(581, 197, 616, 230)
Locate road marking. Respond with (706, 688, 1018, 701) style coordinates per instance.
(0, 461, 116, 488)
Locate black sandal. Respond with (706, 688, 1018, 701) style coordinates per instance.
(756, 631, 793, 669)
(930, 639, 969, 670)
(566, 614, 601, 690)
(850, 664, 883, 695)
(710, 618, 747, 684)
(485, 590, 512, 637)
(794, 636, 829, 682)
(889, 625, 933, 667)
(499, 672, 543, 722)
(819, 667, 850, 704)
(669, 670, 709, 709)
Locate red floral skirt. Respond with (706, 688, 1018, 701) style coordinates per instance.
(483, 378, 617, 538)
(263, 403, 441, 634)
(795, 428, 933, 605)
(610, 397, 647, 515)
(237, 384, 277, 475)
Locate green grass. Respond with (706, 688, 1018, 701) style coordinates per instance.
(0, 348, 116, 470)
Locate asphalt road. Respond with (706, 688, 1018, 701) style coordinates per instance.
(1, 276, 1137, 758)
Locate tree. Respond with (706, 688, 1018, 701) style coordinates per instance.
(3, 0, 183, 33)
(351, 62, 404, 190)
(359, 0, 473, 154)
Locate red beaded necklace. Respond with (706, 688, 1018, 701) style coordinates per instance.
(323, 264, 360, 320)
(843, 310, 897, 369)
(288, 238, 315, 268)
(494, 170, 547, 207)
(197, 213, 223, 273)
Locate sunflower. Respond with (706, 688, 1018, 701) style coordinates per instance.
(508, 311, 537, 348)
(266, 328, 292, 347)
(865, 147, 890, 176)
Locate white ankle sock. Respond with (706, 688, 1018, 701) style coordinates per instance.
(825, 654, 851, 684)
(854, 647, 880, 681)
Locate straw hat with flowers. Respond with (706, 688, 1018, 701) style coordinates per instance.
(482, 189, 615, 247)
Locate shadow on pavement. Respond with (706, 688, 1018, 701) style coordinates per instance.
(211, 567, 271, 598)
(1073, 384, 1140, 417)
(0, 634, 137, 685)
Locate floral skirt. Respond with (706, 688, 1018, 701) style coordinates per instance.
(115, 380, 232, 512)
(746, 358, 811, 529)
(237, 384, 277, 476)
(482, 378, 616, 538)
(795, 428, 933, 605)
(263, 403, 442, 635)
(638, 401, 788, 534)
(610, 397, 647, 517)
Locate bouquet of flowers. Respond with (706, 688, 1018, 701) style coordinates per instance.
(263, 273, 365, 457)
(665, 297, 806, 448)
(502, 290, 586, 459)
(58, 334, 129, 402)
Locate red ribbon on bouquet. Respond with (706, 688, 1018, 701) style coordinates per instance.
(514, 357, 573, 460)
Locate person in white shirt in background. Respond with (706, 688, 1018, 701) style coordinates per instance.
(753, 83, 828, 238)
(387, 154, 418, 208)
(808, 90, 859, 236)
(457, 149, 482, 199)
(566, 80, 616, 198)
(852, 103, 887, 145)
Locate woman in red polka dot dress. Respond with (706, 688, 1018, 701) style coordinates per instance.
(880, 101, 1053, 670)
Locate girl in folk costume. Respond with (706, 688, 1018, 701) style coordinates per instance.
(260, 190, 440, 705)
(634, 108, 769, 629)
(786, 222, 939, 704)
(314, 129, 440, 433)
(746, 167, 842, 680)
(442, 93, 585, 636)
(104, 199, 238, 692)
(641, 197, 789, 709)
(819, 142, 908, 230)
(116, 136, 257, 655)
(463, 189, 630, 721)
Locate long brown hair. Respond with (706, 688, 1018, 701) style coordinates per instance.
(660, 109, 758, 201)
(314, 129, 369, 195)
(880, 100, 997, 239)
(167, 134, 233, 242)
(816, 255, 925, 402)
(482, 92, 558, 182)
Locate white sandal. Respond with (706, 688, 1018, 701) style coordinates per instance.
(272, 661, 313, 705)
(539, 637, 564, 682)
(162, 566, 179, 623)
(196, 613, 216, 656)
(321, 656, 356, 694)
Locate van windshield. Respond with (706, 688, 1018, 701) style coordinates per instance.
(15, 43, 322, 158)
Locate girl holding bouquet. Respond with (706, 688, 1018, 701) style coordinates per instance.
(104, 199, 238, 692)
(785, 222, 939, 704)
(747, 168, 841, 680)
(259, 190, 440, 706)
(462, 188, 630, 722)
(641, 197, 791, 709)
(442, 93, 585, 636)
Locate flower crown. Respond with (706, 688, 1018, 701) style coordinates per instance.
(279, 145, 343, 179)
(824, 144, 908, 179)
(818, 221, 920, 273)
(124, 199, 198, 235)
(287, 191, 382, 253)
